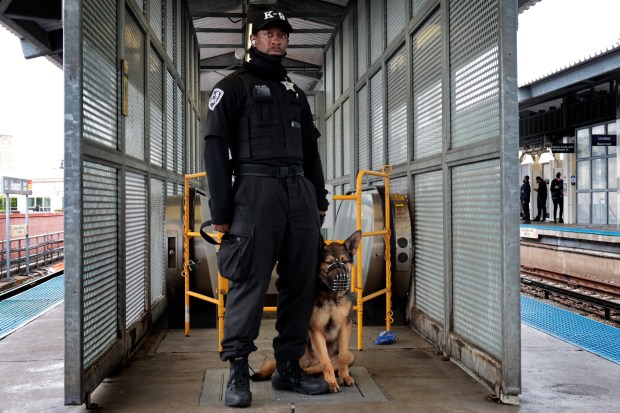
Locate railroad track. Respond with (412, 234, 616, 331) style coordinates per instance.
(521, 265, 620, 320)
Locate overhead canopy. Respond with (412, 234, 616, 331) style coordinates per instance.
(189, 0, 348, 92)
(0, 0, 63, 67)
(0, 0, 543, 92)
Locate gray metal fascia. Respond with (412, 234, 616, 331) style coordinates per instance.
(518, 49, 620, 102)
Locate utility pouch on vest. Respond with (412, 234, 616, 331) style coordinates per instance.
(216, 222, 255, 282)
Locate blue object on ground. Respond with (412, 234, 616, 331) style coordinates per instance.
(375, 330, 396, 345)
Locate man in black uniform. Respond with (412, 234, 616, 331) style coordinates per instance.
(203, 10, 330, 408)
(550, 172, 564, 223)
(533, 176, 547, 221)
(520, 175, 531, 224)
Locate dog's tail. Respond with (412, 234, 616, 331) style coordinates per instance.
(250, 358, 276, 381)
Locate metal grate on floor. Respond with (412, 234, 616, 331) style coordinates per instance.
(200, 366, 386, 406)
(0, 275, 64, 340)
(521, 294, 620, 364)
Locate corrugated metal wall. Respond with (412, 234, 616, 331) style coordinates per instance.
(370, 71, 384, 170)
(387, 46, 407, 166)
(81, 161, 118, 368)
(413, 170, 444, 323)
(64, 0, 202, 404)
(150, 49, 164, 167)
(412, 12, 442, 159)
(125, 171, 147, 326)
(357, 84, 369, 170)
(320, 0, 520, 400)
(150, 178, 166, 303)
(82, 0, 117, 148)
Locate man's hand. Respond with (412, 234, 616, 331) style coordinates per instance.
(319, 210, 326, 227)
(213, 223, 230, 233)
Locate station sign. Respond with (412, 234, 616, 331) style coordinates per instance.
(520, 227, 538, 239)
(551, 144, 575, 153)
(591, 134, 616, 146)
(0, 176, 32, 195)
(10, 224, 27, 237)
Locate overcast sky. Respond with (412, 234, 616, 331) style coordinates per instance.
(0, 26, 63, 178)
(1, 0, 619, 177)
(517, 0, 620, 85)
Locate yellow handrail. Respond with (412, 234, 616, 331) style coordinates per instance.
(182, 165, 393, 351)
(332, 165, 393, 350)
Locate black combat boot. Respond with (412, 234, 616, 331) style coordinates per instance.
(225, 356, 252, 408)
(272, 360, 329, 395)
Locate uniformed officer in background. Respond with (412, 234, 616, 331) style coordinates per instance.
(521, 175, 531, 224)
(203, 10, 330, 408)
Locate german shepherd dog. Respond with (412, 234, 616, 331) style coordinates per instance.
(251, 230, 362, 393)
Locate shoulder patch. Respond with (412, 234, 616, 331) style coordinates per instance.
(208, 88, 224, 111)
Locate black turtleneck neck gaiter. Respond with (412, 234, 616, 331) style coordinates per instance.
(244, 47, 288, 80)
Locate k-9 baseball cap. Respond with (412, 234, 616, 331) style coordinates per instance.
(251, 10, 293, 34)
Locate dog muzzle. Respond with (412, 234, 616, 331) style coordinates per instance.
(323, 262, 351, 292)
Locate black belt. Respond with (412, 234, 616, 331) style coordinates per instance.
(234, 164, 304, 178)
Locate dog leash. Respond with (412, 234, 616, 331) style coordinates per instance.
(199, 220, 221, 245)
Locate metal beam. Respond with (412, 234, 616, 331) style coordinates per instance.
(191, 12, 245, 18)
(200, 53, 321, 73)
(518, 49, 620, 103)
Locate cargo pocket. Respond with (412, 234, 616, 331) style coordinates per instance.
(216, 223, 255, 282)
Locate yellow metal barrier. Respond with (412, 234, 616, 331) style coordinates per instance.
(181, 172, 225, 347)
(182, 165, 393, 351)
(332, 165, 393, 350)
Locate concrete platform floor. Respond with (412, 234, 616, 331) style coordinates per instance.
(1, 303, 619, 413)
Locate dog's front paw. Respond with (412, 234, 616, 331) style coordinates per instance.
(327, 380, 340, 393)
(339, 375, 355, 387)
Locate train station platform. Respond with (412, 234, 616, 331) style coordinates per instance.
(1, 300, 619, 413)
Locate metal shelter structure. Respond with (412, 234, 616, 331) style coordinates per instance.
(0, 0, 543, 407)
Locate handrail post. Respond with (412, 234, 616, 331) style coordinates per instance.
(355, 170, 364, 350)
(383, 165, 393, 332)
(348, 166, 392, 350)
(183, 174, 191, 336)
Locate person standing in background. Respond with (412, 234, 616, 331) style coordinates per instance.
(521, 175, 531, 224)
(550, 172, 564, 223)
(533, 176, 547, 222)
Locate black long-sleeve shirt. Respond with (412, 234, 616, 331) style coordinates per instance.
(203, 68, 328, 225)
(520, 181, 531, 202)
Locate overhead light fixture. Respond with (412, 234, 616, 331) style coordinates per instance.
(538, 148, 555, 164)
(248, 0, 278, 4)
(520, 153, 534, 165)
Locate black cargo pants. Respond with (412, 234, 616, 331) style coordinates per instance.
(218, 174, 321, 362)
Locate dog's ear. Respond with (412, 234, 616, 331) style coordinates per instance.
(344, 230, 362, 256)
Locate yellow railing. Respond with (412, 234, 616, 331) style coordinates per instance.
(181, 172, 224, 347)
(182, 165, 393, 351)
(332, 165, 393, 350)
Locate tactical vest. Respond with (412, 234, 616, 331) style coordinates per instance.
(232, 69, 304, 163)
